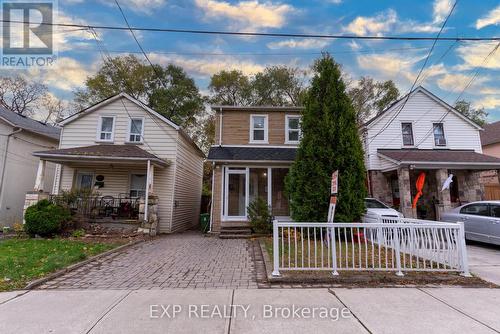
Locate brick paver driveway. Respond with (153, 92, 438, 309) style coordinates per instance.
(39, 231, 258, 289)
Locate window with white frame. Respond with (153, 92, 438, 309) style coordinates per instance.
(97, 116, 115, 142)
(286, 115, 301, 143)
(401, 122, 414, 146)
(130, 174, 146, 198)
(128, 118, 144, 143)
(250, 115, 268, 143)
(433, 123, 446, 146)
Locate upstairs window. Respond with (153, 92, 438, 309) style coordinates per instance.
(401, 122, 414, 146)
(433, 123, 446, 146)
(250, 115, 268, 143)
(128, 118, 144, 143)
(286, 116, 301, 144)
(97, 116, 115, 142)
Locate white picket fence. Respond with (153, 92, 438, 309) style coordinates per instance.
(271, 218, 470, 277)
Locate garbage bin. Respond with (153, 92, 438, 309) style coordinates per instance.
(200, 213, 210, 233)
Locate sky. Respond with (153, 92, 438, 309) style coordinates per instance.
(2, 0, 500, 121)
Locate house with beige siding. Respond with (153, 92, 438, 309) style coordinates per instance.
(30, 93, 204, 234)
(207, 105, 303, 236)
(362, 86, 500, 220)
(0, 107, 60, 227)
(479, 121, 500, 199)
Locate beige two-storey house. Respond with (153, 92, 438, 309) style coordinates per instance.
(30, 93, 204, 234)
(207, 105, 303, 233)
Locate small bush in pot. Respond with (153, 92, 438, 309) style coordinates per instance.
(247, 197, 272, 234)
(24, 199, 71, 237)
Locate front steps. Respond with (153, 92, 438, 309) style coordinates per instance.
(219, 223, 252, 239)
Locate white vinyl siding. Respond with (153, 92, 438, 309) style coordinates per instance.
(171, 134, 204, 232)
(365, 90, 483, 171)
(57, 97, 201, 233)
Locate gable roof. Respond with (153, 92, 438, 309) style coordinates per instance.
(59, 93, 204, 158)
(60, 92, 180, 129)
(480, 121, 500, 146)
(362, 86, 483, 130)
(0, 106, 60, 140)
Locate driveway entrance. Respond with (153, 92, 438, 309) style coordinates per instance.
(38, 232, 258, 289)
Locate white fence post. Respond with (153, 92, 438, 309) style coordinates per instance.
(330, 227, 339, 276)
(272, 219, 281, 277)
(457, 221, 471, 277)
(393, 226, 404, 276)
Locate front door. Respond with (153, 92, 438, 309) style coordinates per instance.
(75, 172, 94, 190)
(224, 168, 247, 220)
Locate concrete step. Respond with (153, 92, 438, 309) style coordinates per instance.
(220, 228, 251, 235)
(219, 234, 252, 239)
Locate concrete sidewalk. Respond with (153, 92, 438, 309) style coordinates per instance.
(0, 287, 499, 334)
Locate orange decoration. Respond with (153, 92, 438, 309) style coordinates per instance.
(412, 172, 426, 209)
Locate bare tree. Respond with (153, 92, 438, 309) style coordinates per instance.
(0, 76, 48, 115)
(41, 94, 67, 124)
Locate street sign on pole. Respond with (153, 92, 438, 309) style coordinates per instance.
(328, 170, 339, 223)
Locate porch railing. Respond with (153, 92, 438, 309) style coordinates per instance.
(271, 218, 470, 277)
(49, 195, 141, 220)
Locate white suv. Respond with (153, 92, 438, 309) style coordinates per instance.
(362, 198, 404, 224)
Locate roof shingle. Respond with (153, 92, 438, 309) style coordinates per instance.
(480, 121, 500, 146)
(208, 146, 296, 161)
(0, 106, 60, 140)
(378, 149, 500, 164)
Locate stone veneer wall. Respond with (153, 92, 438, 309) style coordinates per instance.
(369, 171, 393, 205)
(139, 195, 159, 235)
(455, 170, 484, 203)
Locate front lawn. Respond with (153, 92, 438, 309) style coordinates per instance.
(0, 238, 121, 291)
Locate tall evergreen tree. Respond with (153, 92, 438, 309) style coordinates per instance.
(285, 54, 367, 222)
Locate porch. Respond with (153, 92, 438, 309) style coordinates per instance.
(370, 149, 500, 220)
(26, 145, 169, 231)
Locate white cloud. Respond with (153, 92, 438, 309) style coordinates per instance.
(455, 42, 500, 70)
(266, 38, 329, 50)
(343, 9, 397, 36)
(27, 57, 93, 91)
(148, 53, 265, 77)
(475, 96, 500, 110)
(326, 0, 342, 4)
(476, 5, 500, 29)
(356, 52, 425, 82)
(194, 0, 295, 30)
(436, 73, 488, 92)
(433, 0, 453, 24)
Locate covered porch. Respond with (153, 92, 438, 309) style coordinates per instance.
(27, 145, 168, 228)
(370, 149, 500, 220)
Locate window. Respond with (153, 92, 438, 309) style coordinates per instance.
(460, 203, 489, 216)
(490, 204, 500, 218)
(130, 174, 146, 198)
(97, 116, 115, 142)
(128, 118, 144, 143)
(401, 122, 414, 146)
(286, 116, 301, 144)
(433, 123, 446, 146)
(365, 198, 389, 209)
(250, 115, 268, 143)
(76, 172, 94, 190)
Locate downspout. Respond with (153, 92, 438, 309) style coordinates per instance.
(218, 107, 223, 146)
(209, 161, 215, 233)
(0, 127, 22, 208)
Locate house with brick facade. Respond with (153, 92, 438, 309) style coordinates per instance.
(207, 105, 303, 235)
(362, 86, 500, 220)
(28, 93, 204, 234)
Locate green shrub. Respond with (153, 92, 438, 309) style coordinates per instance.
(71, 229, 85, 238)
(24, 200, 71, 237)
(247, 197, 272, 234)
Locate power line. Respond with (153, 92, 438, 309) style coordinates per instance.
(367, 1, 457, 144)
(1, 19, 499, 41)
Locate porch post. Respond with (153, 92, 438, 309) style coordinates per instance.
(148, 164, 155, 194)
(34, 160, 46, 192)
(397, 167, 415, 218)
(144, 160, 151, 222)
(435, 169, 452, 220)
